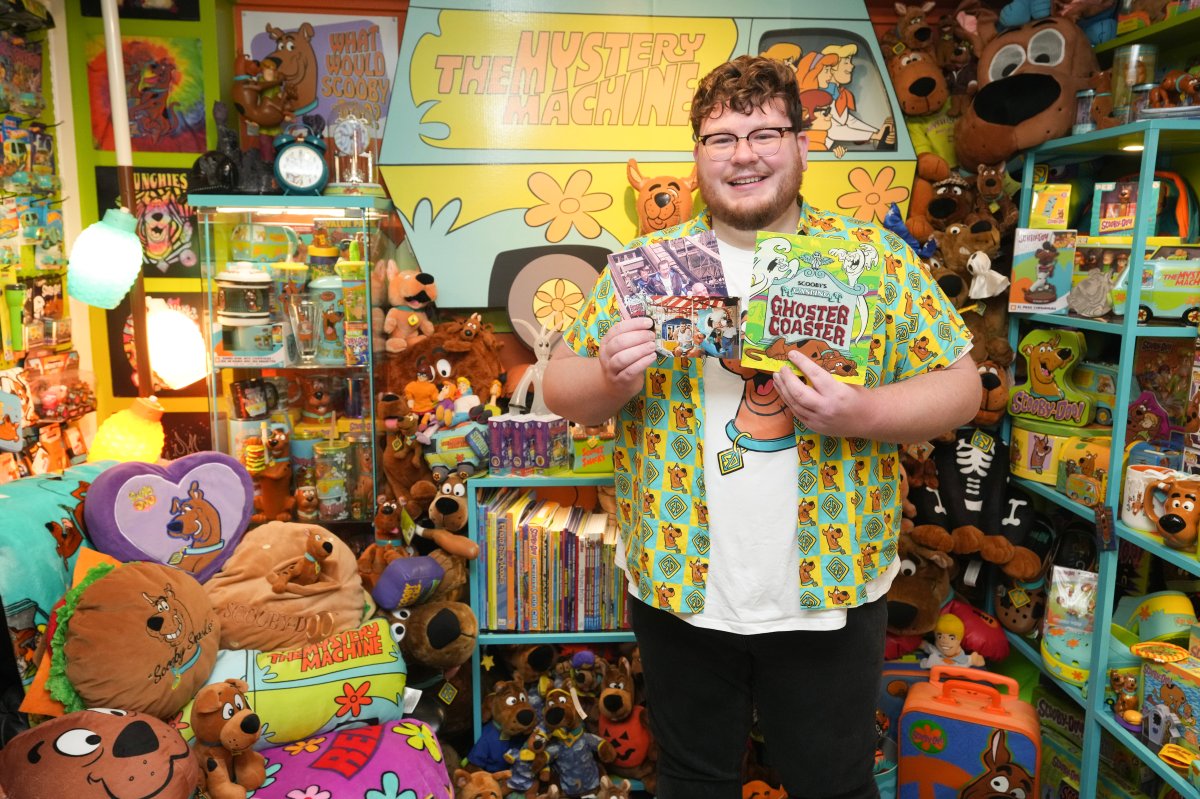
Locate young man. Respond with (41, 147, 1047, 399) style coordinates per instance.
(544, 55, 978, 799)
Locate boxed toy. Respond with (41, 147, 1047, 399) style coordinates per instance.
(571, 419, 615, 474)
(1009, 228, 1077, 313)
(1055, 435, 1113, 507)
(487, 414, 516, 476)
(1029, 183, 1072, 229)
(526, 414, 570, 473)
(1141, 653, 1200, 752)
(1091, 181, 1161, 240)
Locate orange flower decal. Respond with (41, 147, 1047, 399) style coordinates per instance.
(334, 682, 374, 718)
(836, 166, 909, 224)
(533, 278, 586, 331)
(525, 170, 613, 243)
(284, 737, 327, 755)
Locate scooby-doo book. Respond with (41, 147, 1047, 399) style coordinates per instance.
(740, 232, 881, 385)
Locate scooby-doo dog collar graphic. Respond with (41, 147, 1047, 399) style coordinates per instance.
(954, 17, 1097, 171)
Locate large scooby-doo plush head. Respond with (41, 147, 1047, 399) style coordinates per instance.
(954, 17, 1097, 170)
(627, 158, 697, 236)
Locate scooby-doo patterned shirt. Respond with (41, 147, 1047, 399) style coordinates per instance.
(564, 202, 972, 614)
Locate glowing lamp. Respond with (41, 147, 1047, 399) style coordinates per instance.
(88, 396, 165, 464)
(67, 207, 143, 309)
(145, 298, 208, 390)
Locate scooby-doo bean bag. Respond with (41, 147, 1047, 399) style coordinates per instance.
(204, 521, 371, 651)
(0, 708, 201, 799)
(254, 720, 453, 798)
(49, 560, 220, 718)
(954, 16, 1098, 171)
(176, 617, 408, 750)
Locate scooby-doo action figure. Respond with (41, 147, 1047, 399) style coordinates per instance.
(546, 55, 977, 798)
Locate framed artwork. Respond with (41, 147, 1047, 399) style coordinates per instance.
(104, 290, 208, 398)
(161, 412, 213, 459)
(235, 9, 399, 141)
(95, 166, 199, 278)
(81, 0, 202, 21)
(85, 35, 207, 153)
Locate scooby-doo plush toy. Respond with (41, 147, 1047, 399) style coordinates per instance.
(597, 657, 657, 794)
(381, 260, 439, 353)
(378, 392, 438, 518)
(627, 158, 696, 236)
(468, 679, 538, 773)
(189, 678, 266, 799)
(266, 526, 334, 593)
(954, 16, 1098, 171)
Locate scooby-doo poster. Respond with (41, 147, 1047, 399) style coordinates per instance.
(85, 35, 206, 153)
(95, 166, 198, 278)
(236, 10, 399, 138)
(103, 290, 208, 398)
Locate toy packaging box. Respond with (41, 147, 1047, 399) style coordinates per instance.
(570, 419, 615, 474)
(1029, 184, 1072, 229)
(1055, 435, 1112, 507)
(1008, 228, 1077, 313)
(897, 667, 1040, 798)
(1090, 181, 1161, 240)
(1140, 654, 1200, 753)
(1071, 239, 1151, 288)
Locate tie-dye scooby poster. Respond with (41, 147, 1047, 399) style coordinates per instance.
(95, 166, 198, 278)
(86, 35, 206, 153)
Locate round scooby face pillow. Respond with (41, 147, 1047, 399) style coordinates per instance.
(55, 560, 220, 718)
(0, 708, 201, 799)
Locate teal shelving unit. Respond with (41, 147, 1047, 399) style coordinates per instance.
(1011, 96, 1200, 797)
(465, 471, 631, 739)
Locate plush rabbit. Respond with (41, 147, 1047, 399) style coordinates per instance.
(510, 319, 558, 415)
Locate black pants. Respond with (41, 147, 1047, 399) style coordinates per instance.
(631, 596, 886, 799)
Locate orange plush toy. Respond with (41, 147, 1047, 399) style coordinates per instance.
(627, 159, 696, 236)
(382, 260, 438, 353)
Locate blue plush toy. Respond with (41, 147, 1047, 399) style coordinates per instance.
(998, 0, 1117, 46)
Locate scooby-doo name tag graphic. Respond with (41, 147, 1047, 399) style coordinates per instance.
(84, 452, 254, 583)
(1009, 328, 1092, 427)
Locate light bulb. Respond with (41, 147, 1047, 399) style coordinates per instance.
(67, 208, 143, 309)
(88, 396, 165, 464)
(145, 298, 208, 390)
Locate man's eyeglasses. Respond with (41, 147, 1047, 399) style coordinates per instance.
(696, 127, 793, 161)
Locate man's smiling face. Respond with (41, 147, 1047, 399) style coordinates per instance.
(694, 98, 807, 235)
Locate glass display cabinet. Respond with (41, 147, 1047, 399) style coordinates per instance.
(191, 194, 392, 534)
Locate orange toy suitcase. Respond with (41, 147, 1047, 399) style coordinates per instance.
(897, 666, 1040, 799)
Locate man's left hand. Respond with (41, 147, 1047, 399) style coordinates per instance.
(774, 350, 873, 439)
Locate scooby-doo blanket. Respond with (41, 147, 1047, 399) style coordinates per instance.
(51, 560, 220, 718)
(176, 617, 409, 751)
(254, 720, 452, 799)
(204, 521, 371, 651)
(0, 461, 110, 687)
(84, 451, 254, 584)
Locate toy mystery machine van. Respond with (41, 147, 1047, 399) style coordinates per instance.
(379, 0, 916, 341)
(1111, 260, 1200, 325)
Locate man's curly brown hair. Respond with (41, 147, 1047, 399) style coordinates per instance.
(690, 55, 805, 138)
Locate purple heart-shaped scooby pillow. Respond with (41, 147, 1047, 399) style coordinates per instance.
(84, 451, 254, 583)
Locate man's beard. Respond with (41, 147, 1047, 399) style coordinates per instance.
(698, 159, 803, 232)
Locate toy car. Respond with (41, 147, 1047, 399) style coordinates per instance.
(1111, 259, 1200, 325)
(423, 420, 490, 481)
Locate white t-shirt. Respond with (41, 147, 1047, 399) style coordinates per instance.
(621, 237, 896, 634)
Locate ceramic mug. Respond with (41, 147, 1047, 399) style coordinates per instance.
(229, 378, 279, 420)
(1121, 464, 1175, 532)
(1143, 474, 1200, 550)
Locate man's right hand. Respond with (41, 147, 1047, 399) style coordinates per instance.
(599, 316, 657, 399)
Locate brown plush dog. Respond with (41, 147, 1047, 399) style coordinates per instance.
(383, 262, 438, 353)
(267, 527, 334, 593)
(954, 17, 1098, 171)
(358, 495, 414, 590)
(189, 678, 266, 799)
(454, 767, 510, 799)
(627, 159, 696, 236)
(378, 392, 438, 518)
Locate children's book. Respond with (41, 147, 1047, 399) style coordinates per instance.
(607, 229, 727, 318)
(739, 232, 881, 384)
(1008, 228, 1077, 314)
